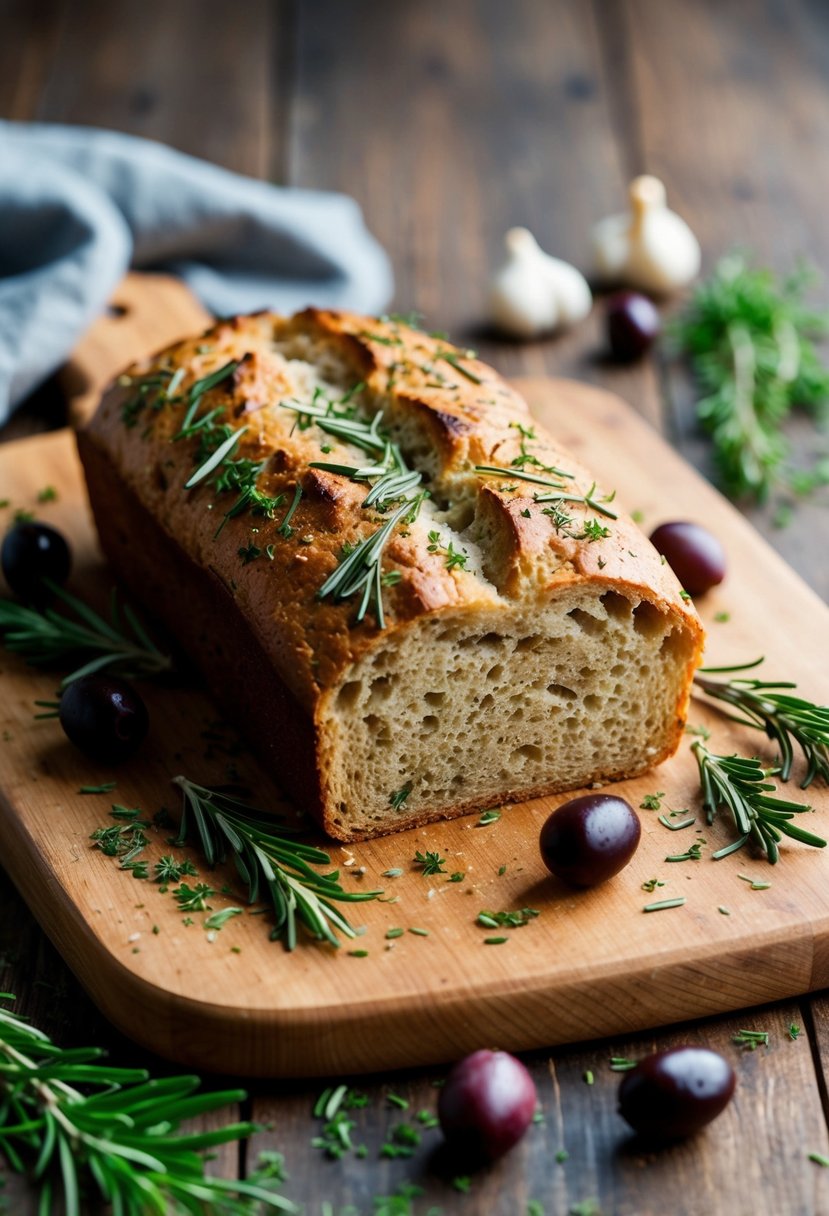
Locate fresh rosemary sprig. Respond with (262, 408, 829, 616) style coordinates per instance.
(695, 658, 829, 787)
(672, 253, 829, 502)
(0, 994, 295, 1215)
(0, 582, 171, 685)
(690, 740, 826, 863)
(283, 398, 426, 625)
(474, 467, 618, 520)
(172, 777, 381, 949)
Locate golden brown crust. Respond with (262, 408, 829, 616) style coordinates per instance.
(80, 309, 704, 838)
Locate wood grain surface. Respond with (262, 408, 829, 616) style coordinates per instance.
(5, 1, 829, 1212)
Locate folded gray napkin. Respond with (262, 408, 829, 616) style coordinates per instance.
(0, 121, 393, 423)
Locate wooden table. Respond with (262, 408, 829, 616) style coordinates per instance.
(3, 2, 829, 1212)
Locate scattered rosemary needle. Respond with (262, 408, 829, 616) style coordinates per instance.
(691, 739, 826, 863)
(0, 994, 296, 1215)
(172, 776, 381, 949)
(694, 657, 829, 787)
(0, 582, 172, 685)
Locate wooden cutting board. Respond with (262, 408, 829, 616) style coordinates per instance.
(2, 276, 829, 1079)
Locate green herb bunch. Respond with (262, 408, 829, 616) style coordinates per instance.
(695, 659, 829, 787)
(173, 777, 381, 949)
(691, 741, 825, 863)
(0, 994, 295, 1215)
(672, 253, 829, 501)
(0, 582, 171, 685)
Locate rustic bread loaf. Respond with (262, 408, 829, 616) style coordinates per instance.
(78, 309, 704, 841)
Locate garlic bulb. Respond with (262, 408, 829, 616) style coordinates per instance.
(592, 175, 701, 295)
(488, 227, 592, 338)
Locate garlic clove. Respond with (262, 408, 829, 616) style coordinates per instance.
(593, 175, 701, 295)
(488, 227, 592, 338)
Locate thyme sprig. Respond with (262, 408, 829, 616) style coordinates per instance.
(0, 995, 295, 1215)
(691, 740, 826, 863)
(0, 582, 171, 685)
(172, 777, 381, 949)
(672, 253, 829, 501)
(694, 658, 829, 787)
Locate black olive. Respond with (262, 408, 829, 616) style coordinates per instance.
(606, 291, 661, 362)
(59, 674, 149, 764)
(1, 522, 72, 604)
(618, 1046, 736, 1141)
(437, 1049, 537, 1162)
(539, 794, 641, 887)
(649, 521, 727, 596)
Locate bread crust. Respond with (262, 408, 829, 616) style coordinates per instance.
(78, 309, 704, 839)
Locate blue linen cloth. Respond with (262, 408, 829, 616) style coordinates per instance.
(0, 121, 393, 422)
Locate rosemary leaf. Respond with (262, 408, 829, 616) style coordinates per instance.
(172, 776, 381, 949)
(691, 739, 827, 863)
(694, 659, 829, 787)
(0, 995, 296, 1214)
(0, 582, 172, 685)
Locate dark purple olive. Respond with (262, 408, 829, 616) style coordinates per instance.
(540, 794, 640, 887)
(438, 1049, 537, 1162)
(606, 291, 661, 362)
(1, 521, 71, 604)
(618, 1046, 736, 1141)
(59, 674, 149, 764)
(649, 521, 727, 596)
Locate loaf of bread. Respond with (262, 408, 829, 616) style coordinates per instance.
(78, 309, 704, 841)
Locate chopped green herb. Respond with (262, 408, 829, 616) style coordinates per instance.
(203, 907, 243, 930)
(172, 882, 215, 912)
(452, 1175, 472, 1193)
(477, 809, 501, 826)
(238, 542, 262, 564)
(714, 611, 731, 623)
(385, 927, 404, 939)
(408, 927, 430, 937)
(448, 871, 465, 883)
(641, 878, 665, 893)
(719, 906, 731, 915)
(569, 1201, 601, 1216)
(609, 1056, 638, 1071)
(665, 840, 705, 862)
(733, 1028, 769, 1050)
(414, 850, 446, 876)
(484, 936, 508, 945)
(555, 1148, 570, 1163)
(643, 897, 686, 912)
(79, 782, 117, 794)
(640, 791, 666, 810)
(789, 1023, 801, 1040)
(348, 949, 369, 958)
(477, 907, 539, 929)
(389, 784, 412, 811)
(382, 868, 404, 878)
(583, 1070, 594, 1085)
(386, 1092, 409, 1110)
(658, 814, 696, 831)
